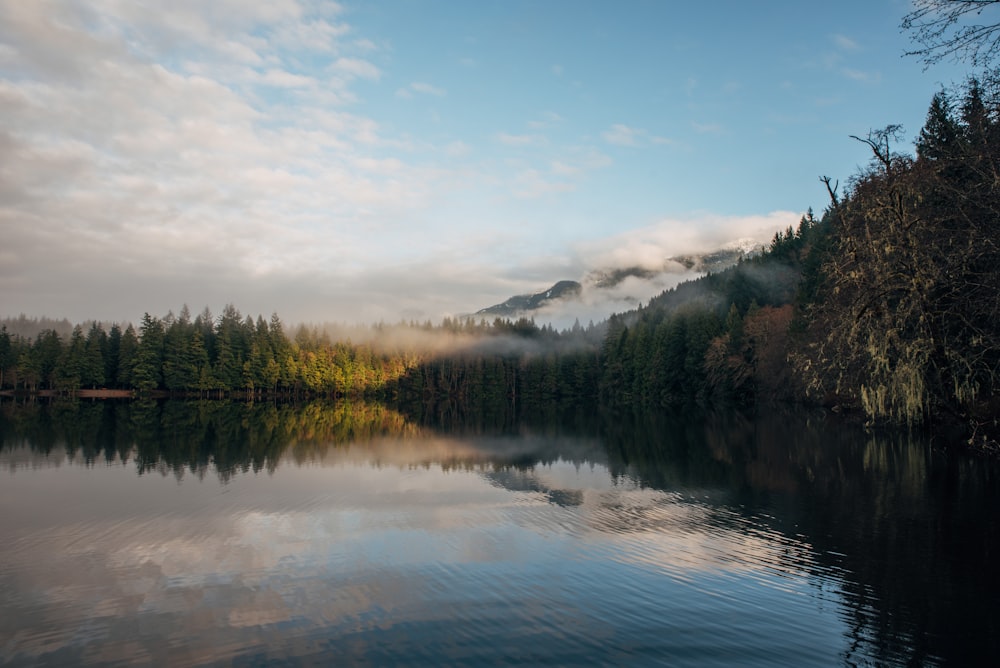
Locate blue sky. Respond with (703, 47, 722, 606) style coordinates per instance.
(0, 0, 973, 325)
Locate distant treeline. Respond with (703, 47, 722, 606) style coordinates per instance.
(2, 78, 999, 447)
(0, 302, 605, 404)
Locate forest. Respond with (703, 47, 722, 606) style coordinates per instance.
(1, 77, 999, 450)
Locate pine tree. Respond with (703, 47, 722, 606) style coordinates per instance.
(57, 325, 86, 391)
(0, 326, 13, 389)
(117, 325, 138, 389)
(82, 323, 106, 388)
(162, 313, 198, 392)
(105, 324, 122, 386)
(33, 330, 62, 389)
(916, 90, 960, 162)
(132, 313, 165, 391)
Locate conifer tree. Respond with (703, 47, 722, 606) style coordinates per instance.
(0, 326, 13, 389)
(57, 325, 86, 391)
(105, 324, 122, 387)
(117, 325, 138, 389)
(132, 314, 165, 391)
(82, 323, 106, 388)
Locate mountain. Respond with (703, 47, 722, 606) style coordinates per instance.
(476, 280, 582, 317)
(585, 266, 660, 289)
(473, 242, 760, 321)
(670, 243, 758, 273)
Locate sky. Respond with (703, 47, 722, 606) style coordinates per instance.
(0, 0, 974, 326)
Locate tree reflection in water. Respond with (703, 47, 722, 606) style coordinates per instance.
(0, 399, 997, 665)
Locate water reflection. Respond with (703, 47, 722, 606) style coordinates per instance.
(0, 400, 610, 480)
(0, 400, 997, 666)
(603, 407, 1000, 666)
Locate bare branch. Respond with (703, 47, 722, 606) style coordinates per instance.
(902, 0, 1000, 68)
(850, 125, 905, 170)
(819, 176, 840, 208)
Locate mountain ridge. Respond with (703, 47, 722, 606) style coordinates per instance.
(473, 242, 760, 320)
(475, 280, 583, 317)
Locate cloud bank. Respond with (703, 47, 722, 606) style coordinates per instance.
(0, 2, 801, 328)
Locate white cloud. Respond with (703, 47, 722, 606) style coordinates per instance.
(214, 39, 265, 66)
(445, 141, 471, 157)
(832, 33, 861, 51)
(354, 156, 404, 174)
(527, 111, 563, 129)
(842, 68, 880, 84)
(550, 161, 581, 176)
(399, 81, 446, 97)
(818, 34, 876, 84)
(692, 121, 724, 134)
(0, 0, 466, 323)
(574, 211, 801, 271)
(332, 57, 381, 80)
(258, 68, 316, 88)
(573, 147, 614, 170)
(512, 169, 575, 199)
(271, 17, 350, 52)
(603, 124, 639, 146)
(0, 2, 838, 329)
(496, 132, 545, 146)
(602, 124, 671, 147)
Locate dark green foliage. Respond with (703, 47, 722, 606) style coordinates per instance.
(33, 330, 63, 390)
(81, 324, 107, 389)
(599, 305, 723, 408)
(104, 324, 122, 387)
(56, 326, 85, 390)
(117, 325, 138, 389)
(162, 309, 198, 392)
(132, 314, 164, 391)
(0, 326, 16, 389)
(917, 91, 961, 162)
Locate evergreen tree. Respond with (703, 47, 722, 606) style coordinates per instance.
(213, 305, 246, 390)
(117, 325, 138, 389)
(162, 312, 198, 391)
(17, 347, 40, 391)
(917, 90, 961, 162)
(82, 323, 106, 388)
(33, 330, 63, 389)
(57, 325, 86, 390)
(132, 314, 165, 391)
(0, 326, 13, 389)
(105, 324, 122, 387)
(190, 328, 214, 395)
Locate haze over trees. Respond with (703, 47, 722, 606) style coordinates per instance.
(3, 14, 1000, 450)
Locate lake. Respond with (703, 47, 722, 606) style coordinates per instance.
(1, 400, 997, 666)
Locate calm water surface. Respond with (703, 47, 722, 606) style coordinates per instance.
(0, 400, 997, 666)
